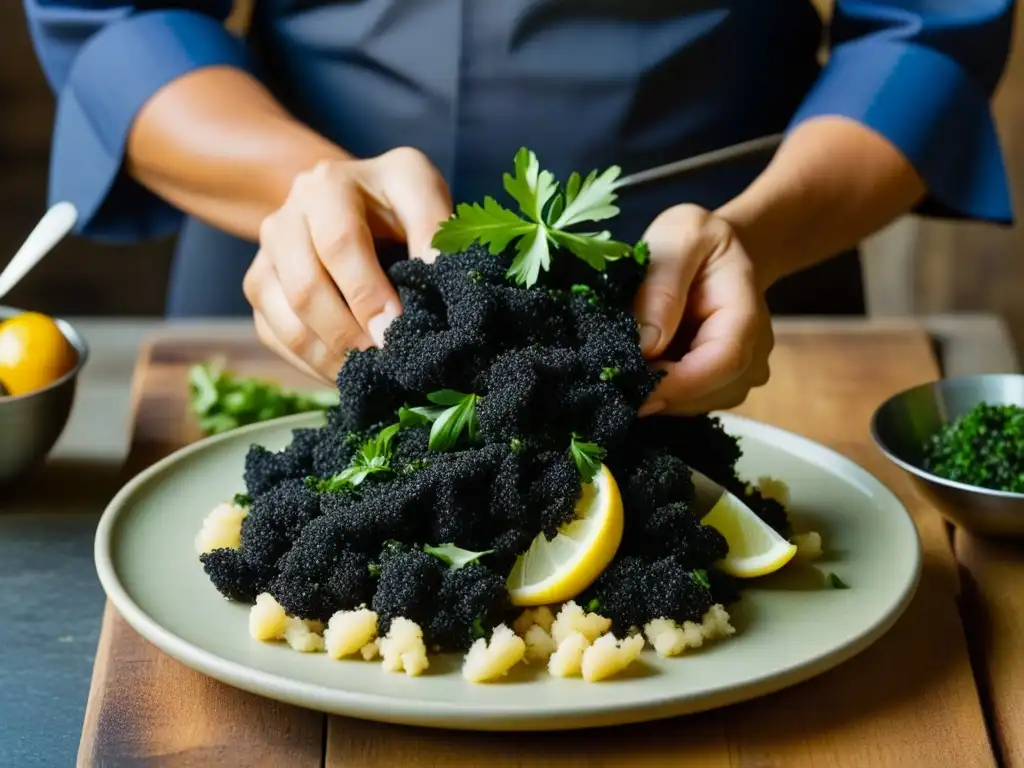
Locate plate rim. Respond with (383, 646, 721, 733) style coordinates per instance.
(93, 411, 923, 731)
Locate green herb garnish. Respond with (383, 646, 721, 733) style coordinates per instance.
(409, 390, 481, 452)
(187, 361, 338, 435)
(510, 438, 523, 454)
(827, 572, 849, 589)
(922, 402, 1024, 493)
(423, 543, 494, 569)
(691, 569, 711, 589)
(308, 422, 401, 492)
(232, 492, 252, 509)
(586, 598, 602, 613)
(569, 434, 606, 484)
(368, 562, 381, 577)
(599, 367, 619, 382)
(431, 148, 643, 287)
(469, 616, 488, 640)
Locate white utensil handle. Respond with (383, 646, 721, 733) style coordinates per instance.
(0, 202, 78, 302)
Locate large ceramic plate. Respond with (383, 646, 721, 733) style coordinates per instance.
(95, 411, 921, 731)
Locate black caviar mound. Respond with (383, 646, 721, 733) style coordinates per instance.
(201, 243, 789, 649)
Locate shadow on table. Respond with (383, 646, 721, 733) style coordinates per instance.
(0, 457, 125, 516)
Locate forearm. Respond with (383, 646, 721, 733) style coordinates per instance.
(126, 66, 350, 241)
(716, 116, 927, 290)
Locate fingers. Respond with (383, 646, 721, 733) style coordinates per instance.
(657, 317, 773, 415)
(296, 163, 403, 348)
(262, 207, 371, 356)
(373, 147, 454, 263)
(643, 254, 765, 415)
(244, 250, 339, 383)
(633, 205, 719, 358)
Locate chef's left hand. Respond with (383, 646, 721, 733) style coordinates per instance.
(633, 203, 773, 416)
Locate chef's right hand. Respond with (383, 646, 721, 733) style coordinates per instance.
(244, 147, 453, 383)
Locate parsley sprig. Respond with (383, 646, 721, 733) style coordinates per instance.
(569, 434, 606, 484)
(307, 422, 401, 492)
(402, 390, 480, 452)
(431, 148, 647, 287)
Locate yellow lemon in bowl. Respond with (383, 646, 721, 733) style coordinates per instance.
(0, 312, 77, 396)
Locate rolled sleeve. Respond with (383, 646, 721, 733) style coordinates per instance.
(789, 4, 1015, 225)
(48, 10, 252, 241)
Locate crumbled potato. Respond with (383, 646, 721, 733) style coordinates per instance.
(194, 501, 247, 554)
(284, 617, 325, 653)
(581, 633, 645, 682)
(379, 618, 429, 676)
(551, 601, 611, 645)
(523, 625, 558, 664)
(249, 593, 289, 642)
(324, 608, 379, 660)
(547, 631, 591, 678)
(793, 531, 823, 560)
(644, 604, 735, 657)
(756, 476, 790, 505)
(462, 624, 526, 683)
(643, 617, 705, 657)
(360, 641, 380, 661)
(701, 604, 735, 640)
(512, 605, 557, 636)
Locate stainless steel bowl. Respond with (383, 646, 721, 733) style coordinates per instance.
(870, 373, 1024, 538)
(0, 305, 89, 485)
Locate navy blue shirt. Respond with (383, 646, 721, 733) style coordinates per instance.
(22, 1, 1017, 315)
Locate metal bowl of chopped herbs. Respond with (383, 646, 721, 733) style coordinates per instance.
(871, 373, 1024, 538)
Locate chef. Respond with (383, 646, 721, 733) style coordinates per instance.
(23, 0, 1015, 414)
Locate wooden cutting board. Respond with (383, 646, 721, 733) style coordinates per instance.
(78, 323, 998, 767)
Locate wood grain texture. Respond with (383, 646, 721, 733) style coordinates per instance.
(77, 342, 325, 768)
(80, 323, 998, 767)
(955, 531, 1024, 768)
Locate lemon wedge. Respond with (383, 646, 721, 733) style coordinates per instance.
(506, 464, 623, 607)
(697, 474, 798, 578)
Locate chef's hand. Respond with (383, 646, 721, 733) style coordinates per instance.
(244, 147, 452, 382)
(633, 204, 773, 416)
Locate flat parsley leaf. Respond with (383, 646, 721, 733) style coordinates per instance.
(406, 391, 481, 452)
(569, 434, 606, 484)
(308, 422, 401, 492)
(423, 543, 494, 570)
(430, 148, 644, 287)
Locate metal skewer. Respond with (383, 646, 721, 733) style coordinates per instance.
(615, 133, 785, 189)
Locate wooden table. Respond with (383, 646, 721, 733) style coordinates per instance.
(74, 320, 1024, 767)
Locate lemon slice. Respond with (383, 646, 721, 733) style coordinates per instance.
(506, 464, 623, 607)
(696, 473, 798, 578)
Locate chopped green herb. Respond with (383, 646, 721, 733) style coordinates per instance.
(569, 434, 606, 484)
(307, 422, 402, 492)
(469, 615, 487, 640)
(423, 543, 493, 569)
(586, 598, 602, 613)
(431, 148, 640, 287)
(467, 269, 483, 283)
(510, 437, 523, 454)
(691, 569, 711, 589)
(922, 402, 1024, 493)
(827, 572, 849, 589)
(599, 366, 619, 382)
(232, 492, 252, 509)
(187, 361, 338, 435)
(367, 562, 381, 577)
